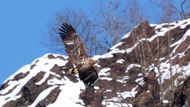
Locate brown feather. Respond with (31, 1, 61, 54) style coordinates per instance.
(59, 22, 98, 86)
(59, 23, 88, 66)
(79, 66, 98, 86)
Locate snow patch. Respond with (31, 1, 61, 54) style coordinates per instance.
(94, 86, 100, 90)
(126, 64, 141, 72)
(105, 89, 112, 92)
(121, 32, 131, 40)
(100, 77, 113, 81)
(28, 86, 57, 107)
(47, 77, 85, 107)
(126, 42, 139, 53)
(0, 53, 69, 106)
(99, 68, 111, 76)
(116, 59, 125, 64)
(110, 42, 123, 50)
(119, 91, 137, 98)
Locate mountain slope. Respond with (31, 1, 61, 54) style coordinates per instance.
(1, 19, 190, 107)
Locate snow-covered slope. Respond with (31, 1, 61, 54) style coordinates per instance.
(0, 54, 85, 107)
(1, 19, 190, 107)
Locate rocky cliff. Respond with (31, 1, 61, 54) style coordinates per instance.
(1, 19, 190, 107)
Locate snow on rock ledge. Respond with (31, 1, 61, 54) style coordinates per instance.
(1, 19, 190, 106)
(0, 53, 85, 107)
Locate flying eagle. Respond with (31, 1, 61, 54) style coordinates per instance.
(59, 23, 98, 86)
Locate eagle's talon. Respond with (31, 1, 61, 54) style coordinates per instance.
(69, 68, 79, 75)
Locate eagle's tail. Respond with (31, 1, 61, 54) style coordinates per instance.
(79, 67, 98, 86)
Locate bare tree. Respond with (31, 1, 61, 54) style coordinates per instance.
(47, 10, 98, 56)
(95, 0, 127, 46)
(47, 0, 145, 56)
(157, 0, 190, 22)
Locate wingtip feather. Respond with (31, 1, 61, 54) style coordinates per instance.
(60, 23, 76, 34)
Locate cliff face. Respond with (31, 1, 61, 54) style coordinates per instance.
(1, 19, 190, 107)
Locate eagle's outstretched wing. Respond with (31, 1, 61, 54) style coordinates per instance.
(59, 23, 88, 66)
(59, 22, 98, 86)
